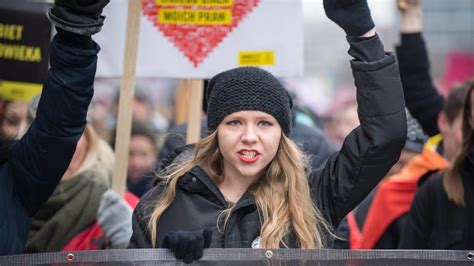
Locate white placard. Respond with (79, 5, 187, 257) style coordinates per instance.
(95, 0, 303, 78)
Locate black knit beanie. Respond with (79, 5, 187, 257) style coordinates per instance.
(205, 67, 293, 136)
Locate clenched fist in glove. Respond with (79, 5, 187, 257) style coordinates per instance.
(323, 0, 375, 36)
(47, 0, 110, 35)
(162, 229, 212, 264)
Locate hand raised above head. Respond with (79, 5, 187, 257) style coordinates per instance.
(323, 0, 375, 37)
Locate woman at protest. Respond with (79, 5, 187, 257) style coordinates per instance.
(399, 79, 474, 250)
(0, 0, 109, 255)
(128, 0, 406, 263)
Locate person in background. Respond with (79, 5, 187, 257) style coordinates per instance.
(24, 95, 137, 252)
(323, 96, 359, 148)
(128, 0, 407, 264)
(395, 0, 463, 161)
(0, 0, 109, 255)
(108, 87, 169, 140)
(111, 120, 158, 198)
(399, 79, 474, 249)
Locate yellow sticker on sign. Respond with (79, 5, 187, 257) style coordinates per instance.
(0, 80, 42, 101)
(159, 9, 231, 25)
(157, 0, 233, 7)
(239, 51, 275, 66)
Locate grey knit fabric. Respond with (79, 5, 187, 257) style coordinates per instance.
(205, 67, 293, 136)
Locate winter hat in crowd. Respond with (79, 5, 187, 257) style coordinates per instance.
(404, 110, 428, 153)
(205, 67, 293, 136)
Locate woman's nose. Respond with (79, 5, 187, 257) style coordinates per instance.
(241, 125, 258, 143)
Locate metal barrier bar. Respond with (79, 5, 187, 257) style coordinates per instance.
(1, 249, 473, 265)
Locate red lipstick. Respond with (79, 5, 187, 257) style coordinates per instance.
(237, 149, 260, 163)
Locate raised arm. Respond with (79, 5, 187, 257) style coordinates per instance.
(8, 0, 108, 217)
(396, 0, 443, 136)
(312, 0, 407, 230)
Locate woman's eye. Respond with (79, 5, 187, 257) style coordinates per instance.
(258, 121, 273, 127)
(226, 120, 241, 126)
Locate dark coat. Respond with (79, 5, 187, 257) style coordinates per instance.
(399, 169, 474, 250)
(0, 36, 97, 255)
(129, 38, 406, 249)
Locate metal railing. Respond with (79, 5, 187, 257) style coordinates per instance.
(1, 249, 474, 265)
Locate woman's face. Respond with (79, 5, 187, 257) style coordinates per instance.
(128, 135, 157, 182)
(217, 110, 282, 182)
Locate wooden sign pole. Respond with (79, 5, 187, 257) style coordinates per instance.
(112, 0, 141, 197)
(185, 79, 203, 144)
(174, 80, 188, 125)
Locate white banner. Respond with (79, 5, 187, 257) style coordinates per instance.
(95, 0, 303, 78)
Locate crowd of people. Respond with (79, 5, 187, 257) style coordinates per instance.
(0, 0, 472, 263)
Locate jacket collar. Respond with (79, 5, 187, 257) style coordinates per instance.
(177, 166, 227, 207)
(177, 166, 256, 211)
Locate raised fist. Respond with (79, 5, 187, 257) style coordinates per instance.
(323, 0, 375, 36)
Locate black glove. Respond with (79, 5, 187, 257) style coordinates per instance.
(47, 0, 110, 36)
(323, 0, 375, 37)
(162, 229, 212, 264)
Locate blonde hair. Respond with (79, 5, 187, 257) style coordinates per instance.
(444, 79, 474, 206)
(148, 131, 333, 248)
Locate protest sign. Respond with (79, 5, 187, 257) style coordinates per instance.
(0, 2, 51, 101)
(96, 0, 303, 78)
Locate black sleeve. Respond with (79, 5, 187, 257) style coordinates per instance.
(9, 36, 97, 216)
(347, 34, 385, 62)
(396, 33, 443, 136)
(311, 48, 406, 228)
(56, 28, 93, 49)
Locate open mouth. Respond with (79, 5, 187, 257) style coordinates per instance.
(238, 150, 260, 163)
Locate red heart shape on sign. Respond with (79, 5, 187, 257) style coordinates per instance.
(142, 0, 260, 67)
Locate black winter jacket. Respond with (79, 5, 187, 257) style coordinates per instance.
(399, 146, 474, 250)
(129, 36, 406, 249)
(399, 172, 473, 249)
(0, 36, 97, 255)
